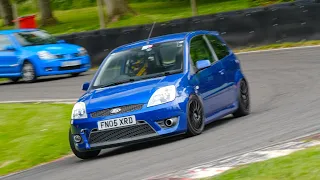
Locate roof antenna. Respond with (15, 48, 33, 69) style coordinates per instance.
(147, 22, 156, 44)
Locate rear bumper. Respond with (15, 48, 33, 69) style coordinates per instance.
(36, 56, 91, 76)
(70, 96, 190, 152)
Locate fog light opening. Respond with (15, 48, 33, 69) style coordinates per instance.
(74, 135, 82, 143)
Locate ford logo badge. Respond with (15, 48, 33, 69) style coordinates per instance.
(110, 108, 121, 114)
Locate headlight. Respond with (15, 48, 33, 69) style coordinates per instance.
(37, 51, 57, 60)
(78, 47, 88, 56)
(71, 102, 88, 119)
(147, 85, 176, 107)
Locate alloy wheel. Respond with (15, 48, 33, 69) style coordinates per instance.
(22, 62, 35, 82)
(188, 98, 204, 132)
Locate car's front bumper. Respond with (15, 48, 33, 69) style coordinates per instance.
(36, 55, 91, 76)
(70, 96, 190, 152)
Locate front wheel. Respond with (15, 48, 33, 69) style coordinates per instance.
(22, 61, 37, 83)
(69, 129, 100, 160)
(233, 79, 250, 118)
(186, 95, 205, 136)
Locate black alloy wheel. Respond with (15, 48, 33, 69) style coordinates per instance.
(186, 95, 205, 136)
(233, 79, 250, 117)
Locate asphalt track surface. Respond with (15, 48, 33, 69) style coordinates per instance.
(1, 46, 320, 180)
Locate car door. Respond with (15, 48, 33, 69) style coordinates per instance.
(189, 35, 226, 118)
(205, 34, 238, 107)
(0, 35, 20, 74)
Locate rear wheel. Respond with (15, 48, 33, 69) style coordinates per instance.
(69, 129, 100, 160)
(22, 61, 37, 83)
(71, 73, 81, 77)
(233, 79, 250, 118)
(9, 77, 20, 83)
(186, 95, 205, 136)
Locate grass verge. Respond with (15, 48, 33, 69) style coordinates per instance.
(209, 145, 320, 180)
(0, 103, 73, 176)
(234, 40, 320, 53)
(0, 78, 8, 82)
(1, 0, 251, 35)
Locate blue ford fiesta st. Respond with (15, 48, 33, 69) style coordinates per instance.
(0, 29, 91, 83)
(69, 30, 250, 159)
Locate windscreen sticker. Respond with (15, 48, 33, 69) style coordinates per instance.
(142, 45, 153, 50)
(177, 41, 184, 47)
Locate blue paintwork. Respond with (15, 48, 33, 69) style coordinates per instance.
(0, 29, 91, 79)
(70, 30, 248, 152)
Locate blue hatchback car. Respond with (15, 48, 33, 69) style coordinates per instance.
(0, 29, 91, 82)
(69, 30, 250, 159)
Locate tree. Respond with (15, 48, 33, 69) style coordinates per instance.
(0, 0, 14, 26)
(38, 0, 58, 26)
(190, 0, 198, 16)
(103, 0, 137, 23)
(97, 0, 105, 29)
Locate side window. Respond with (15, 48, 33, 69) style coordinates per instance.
(0, 35, 13, 51)
(189, 35, 215, 66)
(206, 35, 230, 60)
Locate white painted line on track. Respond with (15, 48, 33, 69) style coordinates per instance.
(143, 131, 320, 180)
(235, 45, 320, 55)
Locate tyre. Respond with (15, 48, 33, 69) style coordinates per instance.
(22, 61, 37, 83)
(69, 129, 100, 160)
(233, 78, 250, 118)
(71, 73, 81, 77)
(9, 77, 20, 83)
(186, 95, 205, 136)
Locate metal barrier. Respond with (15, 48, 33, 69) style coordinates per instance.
(56, 0, 320, 67)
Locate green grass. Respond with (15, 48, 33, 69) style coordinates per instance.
(235, 40, 320, 53)
(209, 145, 320, 180)
(0, 78, 8, 82)
(0, 103, 73, 176)
(1, 0, 251, 35)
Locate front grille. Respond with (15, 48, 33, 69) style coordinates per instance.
(90, 104, 143, 118)
(89, 122, 156, 144)
(59, 65, 81, 71)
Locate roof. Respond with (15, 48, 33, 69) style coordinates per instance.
(0, 28, 38, 35)
(113, 30, 219, 53)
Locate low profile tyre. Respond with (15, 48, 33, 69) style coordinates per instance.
(186, 95, 205, 136)
(233, 79, 250, 118)
(71, 73, 81, 77)
(9, 77, 20, 83)
(69, 129, 100, 160)
(22, 61, 37, 83)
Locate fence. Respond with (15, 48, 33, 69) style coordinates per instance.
(56, 0, 320, 67)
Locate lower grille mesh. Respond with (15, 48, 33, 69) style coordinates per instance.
(89, 123, 155, 144)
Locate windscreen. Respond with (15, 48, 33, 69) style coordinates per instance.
(92, 40, 184, 89)
(13, 30, 57, 46)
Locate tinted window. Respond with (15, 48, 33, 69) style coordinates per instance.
(0, 35, 12, 51)
(206, 35, 229, 60)
(190, 35, 215, 66)
(92, 41, 184, 88)
(13, 30, 57, 46)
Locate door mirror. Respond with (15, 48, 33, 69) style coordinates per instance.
(4, 45, 15, 51)
(82, 82, 90, 91)
(196, 60, 211, 71)
(57, 40, 66, 44)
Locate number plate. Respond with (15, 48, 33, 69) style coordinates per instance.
(97, 115, 136, 130)
(61, 60, 81, 67)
